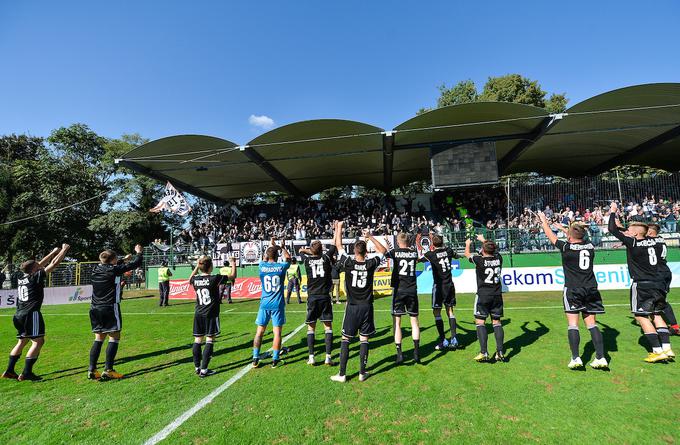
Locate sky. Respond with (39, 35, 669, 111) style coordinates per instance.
(1, 1, 678, 145)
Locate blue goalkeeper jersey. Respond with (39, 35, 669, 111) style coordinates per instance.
(259, 262, 290, 310)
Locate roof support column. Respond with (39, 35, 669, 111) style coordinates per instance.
(497, 113, 565, 174)
(383, 131, 395, 192)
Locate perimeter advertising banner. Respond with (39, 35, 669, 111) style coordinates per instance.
(416, 261, 680, 293)
(168, 272, 394, 300)
(0, 285, 93, 309)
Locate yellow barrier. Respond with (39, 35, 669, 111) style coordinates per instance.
(286, 271, 393, 298)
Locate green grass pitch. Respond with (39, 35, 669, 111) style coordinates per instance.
(1, 290, 679, 444)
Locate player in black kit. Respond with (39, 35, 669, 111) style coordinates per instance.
(2, 244, 70, 381)
(299, 241, 337, 366)
(420, 235, 460, 350)
(464, 235, 505, 362)
(87, 244, 143, 380)
(538, 212, 608, 370)
(331, 221, 387, 383)
(647, 223, 679, 336)
(608, 202, 673, 362)
(189, 255, 236, 378)
(385, 233, 421, 364)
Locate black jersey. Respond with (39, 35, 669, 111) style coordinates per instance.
(191, 274, 225, 317)
(421, 247, 457, 285)
(302, 245, 337, 297)
(470, 253, 503, 297)
(91, 255, 143, 306)
(608, 217, 659, 282)
(386, 248, 419, 295)
(337, 250, 382, 305)
(652, 236, 672, 278)
(554, 240, 597, 288)
(16, 269, 47, 314)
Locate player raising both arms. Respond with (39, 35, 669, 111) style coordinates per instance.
(189, 255, 236, 378)
(419, 235, 459, 350)
(608, 202, 673, 362)
(2, 244, 70, 381)
(252, 238, 291, 368)
(299, 240, 337, 366)
(647, 223, 679, 335)
(538, 212, 608, 370)
(464, 235, 505, 362)
(385, 233, 421, 364)
(331, 221, 387, 383)
(87, 244, 143, 380)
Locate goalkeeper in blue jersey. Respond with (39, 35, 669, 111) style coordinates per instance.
(252, 238, 292, 368)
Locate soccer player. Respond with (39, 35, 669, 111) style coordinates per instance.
(464, 235, 505, 362)
(608, 202, 673, 362)
(331, 221, 387, 383)
(87, 244, 143, 380)
(189, 255, 236, 378)
(299, 240, 337, 366)
(157, 260, 172, 307)
(647, 223, 679, 335)
(285, 258, 303, 304)
(385, 233, 421, 364)
(419, 235, 459, 350)
(2, 244, 70, 381)
(538, 212, 608, 369)
(252, 238, 291, 368)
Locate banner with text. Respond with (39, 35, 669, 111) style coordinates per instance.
(0, 285, 93, 309)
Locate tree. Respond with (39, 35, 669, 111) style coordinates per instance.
(428, 74, 568, 112)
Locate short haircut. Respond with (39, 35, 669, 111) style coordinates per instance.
(629, 221, 649, 236)
(197, 255, 213, 273)
(648, 223, 660, 233)
(20, 260, 37, 274)
(569, 223, 587, 240)
(99, 249, 117, 263)
(310, 240, 322, 256)
(482, 241, 497, 255)
(265, 246, 279, 261)
(432, 235, 443, 248)
(397, 232, 409, 246)
(354, 240, 367, 256)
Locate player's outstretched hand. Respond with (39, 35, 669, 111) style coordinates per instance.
(362, 228, 371, 238)
(465, 238, 471, 246)
(134, 244, 143, 254)
(61, 243, 71, 251)
(609, 201, 618, 213)
(476, 234, 485, 242)
(537, 211, 547, 223)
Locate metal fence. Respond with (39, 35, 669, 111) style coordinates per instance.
(0, 261, 147, 290)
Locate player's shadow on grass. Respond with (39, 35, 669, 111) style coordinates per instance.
(582, 322, 619, 364)
(504, 321, 549, 361)
(123, 339, 256, 378)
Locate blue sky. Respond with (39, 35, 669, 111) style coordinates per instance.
(1, 1, 678, 144)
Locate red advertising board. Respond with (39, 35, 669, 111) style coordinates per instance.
(168, 278, 262, 300)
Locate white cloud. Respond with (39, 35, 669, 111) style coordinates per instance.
(248, 114, 275, 130)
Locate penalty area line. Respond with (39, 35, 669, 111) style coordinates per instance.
(142, 322, 307, 445)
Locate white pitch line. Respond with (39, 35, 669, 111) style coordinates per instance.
(142, 322, 306, 445)
(0, 302, 678, 317)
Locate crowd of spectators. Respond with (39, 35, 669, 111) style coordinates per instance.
(161, 189, 680, 254)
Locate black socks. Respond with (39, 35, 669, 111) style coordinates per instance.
(89, 340, 104, 372)
(568, 326, 580, 359)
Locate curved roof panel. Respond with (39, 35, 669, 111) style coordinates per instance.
(120, 83, 680, 201)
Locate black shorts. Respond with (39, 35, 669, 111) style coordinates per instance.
(13, 311, 45, 338)
(90, 304, 122, 333)
(193, 313, 221, 337)
(392, 290, 419, 316)
(562, 287, 604, 314)
(306, 295, 333, 323)
(630, 282, 667, 316)
(662, 274, 672, 294)
(341, 304, 375, 338)
(474, 293, 503, 320)
(432, 283, 456, 309)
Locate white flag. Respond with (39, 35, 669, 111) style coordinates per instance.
(150, 182, 192, 216)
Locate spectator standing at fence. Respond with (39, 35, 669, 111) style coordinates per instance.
(158, 260, 172, 307)
(331, 260, 341, 304)
(135, 268, 144, 289)
(286, 258, 302, 304)
(218, 262, 236, 304)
